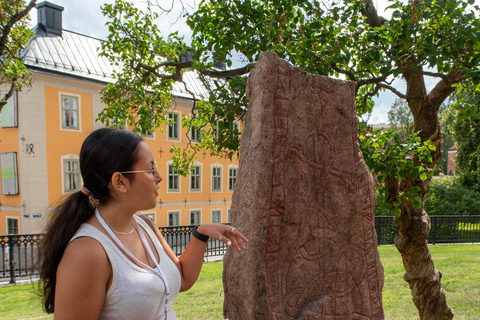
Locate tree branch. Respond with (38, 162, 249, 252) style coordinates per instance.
(0, 0, 36, 56)
(428, 70, 464, 110)
(378, 83, 407, 99)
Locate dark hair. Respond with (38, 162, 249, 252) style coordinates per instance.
(39, 128, 143, 313)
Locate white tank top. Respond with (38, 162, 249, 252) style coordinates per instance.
(70, 216, 181, 320)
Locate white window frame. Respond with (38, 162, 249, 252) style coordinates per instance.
(167, 111, 181, 141)
(167, 210, 180, 226)
(167, 162, 180, 193)
(190, 162, 202, 192)
(61, 154, 81, 194)
(211, 164, 223, 192)
(211, 209, 222, 224)
(189, 209, 202, 225)
(228, 165, 238, 192)
(59, 93, 81, 131)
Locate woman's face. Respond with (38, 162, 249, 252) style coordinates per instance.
(127, 141, 162, 210)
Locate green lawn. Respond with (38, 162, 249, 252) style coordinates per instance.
(0, 244, 478, 319)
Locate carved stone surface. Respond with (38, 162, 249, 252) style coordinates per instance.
(223, 52, 384, 320)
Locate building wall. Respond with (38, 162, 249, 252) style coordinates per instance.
(0, 71, 238, 234)
(0, 99, 21, 233)
(447, 148, 457, 175)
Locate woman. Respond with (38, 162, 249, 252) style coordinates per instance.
(39, 128, 248, 319)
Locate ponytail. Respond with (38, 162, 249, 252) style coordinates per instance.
(37, 127, 143, 313)
(39, 190, 94, 313)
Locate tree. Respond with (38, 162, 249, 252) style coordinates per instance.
(99, 0, 480, 318)
(388, 98, 413, 142)
(0, 0, 36, 112)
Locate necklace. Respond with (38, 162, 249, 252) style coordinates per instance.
(100, 213, 135, 235)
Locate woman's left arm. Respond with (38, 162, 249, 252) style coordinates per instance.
(157, 224, 248, 292)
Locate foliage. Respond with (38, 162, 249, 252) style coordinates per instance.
(435, 105, 456, 174)
(448, 88, 480, 191)
(424, 175, 480, 216)
(0, 0, 36, 112)
(388, 98, 413, 142)
(360, 127, 435, 215)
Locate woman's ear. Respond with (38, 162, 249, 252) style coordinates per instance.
(110, 172, 128, 193)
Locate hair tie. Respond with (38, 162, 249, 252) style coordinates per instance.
(81, 185, 92, 197)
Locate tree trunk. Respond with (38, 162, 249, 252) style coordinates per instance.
(391, 71, 454, 320)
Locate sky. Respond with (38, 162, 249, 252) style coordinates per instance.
(27, 0, 464, 124)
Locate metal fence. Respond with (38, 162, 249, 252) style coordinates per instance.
(375, 215, 480, 245)
(2, 217, 480, 284)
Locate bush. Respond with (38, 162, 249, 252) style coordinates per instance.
(424, 175, 480, 215)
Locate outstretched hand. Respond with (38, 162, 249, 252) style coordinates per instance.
(197, 224, 248, 252)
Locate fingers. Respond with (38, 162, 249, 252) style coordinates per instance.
(219, 226, 248, 252)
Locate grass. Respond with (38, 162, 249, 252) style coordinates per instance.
(0, 245, 478, 319)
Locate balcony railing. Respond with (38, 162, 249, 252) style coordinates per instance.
(2, 217, 480, 284)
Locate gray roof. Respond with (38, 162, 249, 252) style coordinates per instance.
(22, 27, 212, 100)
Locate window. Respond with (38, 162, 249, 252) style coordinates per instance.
(227, 208, 231, 223)
(190, 165, 201, 191)
(142, 128, 154, 138)
(168, 164, 179, 192)
(7, 218, 18, 235)
(228, 167, 238, 191)
(0, 91, 17, 128)
(212, 166, 222, 191)
(111, 116, 126, 130)
(167, 112, 180, 140)
(190, 210, 201, 225)
(1, 152, 19, 195)
(168, 211, 180, 226)
(64, 159, 80, 192)
(190, 125, 201, 142)
(213, 120, 222, 140)
(61, 95, 79, 130)
(211, 210, 221, 224)
(190, 115, 201, 142)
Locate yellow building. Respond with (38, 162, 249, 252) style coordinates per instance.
(0, 1, 238, 234)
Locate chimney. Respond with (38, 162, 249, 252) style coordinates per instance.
(36, 1, 64, 36)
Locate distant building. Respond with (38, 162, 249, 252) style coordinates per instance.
(447, 145, 457, 175)
(0, 1, 238, 234)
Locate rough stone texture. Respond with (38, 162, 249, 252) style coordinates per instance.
(223, 52, 384, 320)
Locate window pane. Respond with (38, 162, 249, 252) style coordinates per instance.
(62, 96, 79, 129)
(168, 113, 179, 139)
(212, 210, 221, 224)
(1, 152, 19, 195)
(7, 218, 18, 234)
(190, 211, 200, 225)
(168, 165, 179, 191)
(228, 168, 237, 191)
(64, 159, 80, 192)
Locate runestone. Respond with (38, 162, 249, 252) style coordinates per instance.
(223, 51, 384, 320)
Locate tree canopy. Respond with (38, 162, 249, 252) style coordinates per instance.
(0, 0, 35, 112)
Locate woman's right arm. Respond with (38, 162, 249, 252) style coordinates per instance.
(53, 237, 112, 320)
